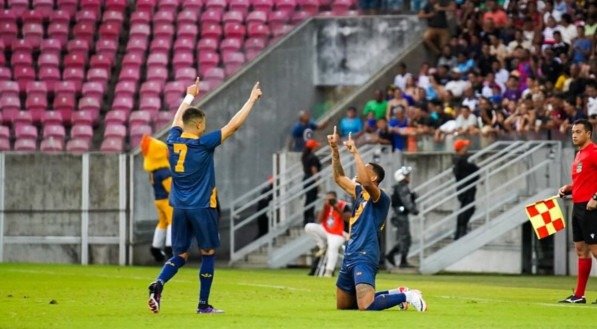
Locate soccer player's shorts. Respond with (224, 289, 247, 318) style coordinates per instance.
(572, 203, 597, 244)
(336, 261, 377, 295)
(172, 207, 220, 254)
(154, 199, 173, 229)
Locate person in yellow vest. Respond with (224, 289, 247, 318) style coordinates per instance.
(140, 134, 174, 262)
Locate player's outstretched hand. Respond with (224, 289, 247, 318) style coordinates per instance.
(343, 132, 357, 154)
(251, 82, 262, 101)
(327, 126, 339, 149)
(186, 77, 200, 97)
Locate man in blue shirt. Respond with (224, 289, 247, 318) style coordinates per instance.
(327, 127, 427, 311)
(148, 78, 262, 314)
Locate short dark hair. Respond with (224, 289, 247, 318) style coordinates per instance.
(573, 119, 593, 135)
(327, 191, 337, 197)
(182, 107, 205, 125)
(368, 162, 385, 184)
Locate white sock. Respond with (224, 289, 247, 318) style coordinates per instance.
(152, 228, 166, 248)
(165, 225, 172, 247)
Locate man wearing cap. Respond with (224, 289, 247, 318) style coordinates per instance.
(386, 166, 418, 268)
(453, 139, 480, 240)
(302, 139, 322, 225)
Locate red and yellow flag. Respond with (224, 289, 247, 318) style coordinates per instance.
(525, 197, 566, 239)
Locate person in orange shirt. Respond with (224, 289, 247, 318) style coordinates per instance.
(305, 191, 351, 277)
(483, 0, 508, 28)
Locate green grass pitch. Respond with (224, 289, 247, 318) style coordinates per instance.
(0, 263, 595, 329)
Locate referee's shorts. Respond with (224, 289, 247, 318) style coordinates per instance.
(572, 203, 597, 244)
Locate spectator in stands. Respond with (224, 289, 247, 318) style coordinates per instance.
(504, 102, 534, 133)
(559, 14, 578, 44)
(483, 0, 508, 28)
(418, 0, 454, 55)
(305, 191, 351, 277)
(393, 62, 413, 91)
(454, 105, 480, 136)
(388, 105, 409, 152)
(302, 139, 322, 225)
(552, 30, 570, 57)
(452, 139, 479, 240)
(571, 25, 592, 64)
(363, 89, 388, 120)
(386, 88, 410, 120)
(585, 81, 597, 126)
(338, 106, 364, 139)
(508, 30, 533, 53)
(437, 45, 457, 69)
(541, 47, 563, 84)
(289, 111, 326, 151)
(445, 68, 470, 99)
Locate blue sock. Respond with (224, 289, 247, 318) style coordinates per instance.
(199, 254, 215, 308)
(157, 255, 186, 284)
(367, 293, 406, 311)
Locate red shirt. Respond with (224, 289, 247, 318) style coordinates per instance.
(571, 143, 597, 203)
(321, 200, 346, 236)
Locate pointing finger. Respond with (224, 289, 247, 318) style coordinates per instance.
(333, 126, 337, 135)
(348, 132, 352, 141)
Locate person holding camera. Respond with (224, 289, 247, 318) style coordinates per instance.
(305, 191, 351, 277)
(386, 166, 418, 269)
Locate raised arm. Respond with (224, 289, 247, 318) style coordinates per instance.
(172, 78, 201, 128)
(328, 126, 356, 198)
(344, 135, 381, 202)
(221, 82, 263, 142)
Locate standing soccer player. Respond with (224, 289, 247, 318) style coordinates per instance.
(558, 119, 597, 304)
(147, 78, 262, 314)
(327, 127, 427, 311)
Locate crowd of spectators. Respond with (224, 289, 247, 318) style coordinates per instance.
(304, 0, 597, 153)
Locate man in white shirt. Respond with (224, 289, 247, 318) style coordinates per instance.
(393, 62, 413, 91)
(455, 105, 480, 135)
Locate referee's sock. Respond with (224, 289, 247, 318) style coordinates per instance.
(575, 257, 592, 297)
(157, 255, 186, 284)
(367, 293, 407, 311)
(198, 254, 215, 308)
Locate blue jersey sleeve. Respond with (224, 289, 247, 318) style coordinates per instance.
(167, 126, 182, 145)
(201, 130, 222, 150)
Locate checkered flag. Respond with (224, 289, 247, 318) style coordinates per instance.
(525, 197, 566, 239)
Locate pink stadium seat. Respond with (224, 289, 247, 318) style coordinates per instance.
(14, 111, 33, 130)
(139, 97, 162, 113)
(26, 81, 48, 98)
(130, 11, 152, 25)
(42, 111, 64, 126)
(114, 81, 137, 99)
(130, 24, 151, 39)
(154, 24, 175, 40)
(269, 10, 291, 30)
(229, 0, 250, 14)
(174, 67, 197, 84)
(12, 39, 33, 54)
(112, 96, 134, 113)
(178, 10, 198, 24)
(79, 0, 102, 16)
(53, 92, 76, 124)
(182, 0, 203, 12)
(129, 124, 153, 147)
(275, 0, 297, 13)
(100, 137, 124, 153)
(205, 0, 227, 13)
(12, 52, 33, 68)
(147, 53, 170, 70)
(64, 53, 86, 70)
(223, 10, 245, 25)
(78, 97, 101, 117)
(291, 10, 312, 24)
(40, 137, 65, 153)
(174, 37, 196, 53)
(224, 23, 246, 42)
(25, 95, 48, 118)
(0, 97, 20, 125)
(126, 37, 149, 56)
(149, 38, 172, 56)
(48, 22, 69, 46)
(103, 10, 125, 24)
(54, 81, 76, 96)
(136, 0, 157, 13)
(8, 0, 28, 16)
(173, 52, 195, 70)
(67, 39, 90, 58)
(247, 23, 271, 42)
(220, 38, 243, 57)
(331, 0, 352, 15)
(43, 124, 66, 139)
(0, 14, 18, 46)
(104, 124, 126, 139)
(14, 138, 37, 152)
(298, 0, 319, 15)
(154, 111, 173, 130)
(119, 67, 141, 83)
(129, 110, 152, 127)
(38, 53, 61, 69)
(271, 24, 293, 38)
(66, 138, 91, 154)
(32, 0, 54, 17)
(197, 37, 219, 52)
(0, 125, 9, 139)
(0, 67, 10, 80)
(201, 9, 223, 25)
(90, 54, 114, 71)
(245, 37, 267, 60)
(50, 10, 72, 25)
(63, 67, 85, 92)
(71, 110, 95, 126)
(70, 124, 94, 141)
(15, 124, 38, 140)
(153, 11, 175, 24)
(223, 52, 246, 75)
(106, 0, 127, 11)
(146, 67, 168, 83)
(14, 66, 36, 91)
(22, 10, 43, 25)
(198, 51, 220, 75)
(40, 39, 63, 57)
(253, 0, 274, 12)
(203, 67, 225, 85)
(56, 0, 78, 16)
(140, 81, 163, 99)
(96, 39, 118, 56)
(201, 23, 223, 39)
(37, 75, 55, 96)
(82, 82, 105, 100)
(73, 22, 96, 45)
(246, 10, 268, 29)
(86, 68, 110, 84)
(22, 23, 44, 48)
(0, 81, 19, 98)
(158, 0, 181, 13)
(122, 53, 145, 69)
(0, 138, 9, 151)
(177, 23, 198, 39)
(164, 81, 185, 107)
(105, 110, 128, 126)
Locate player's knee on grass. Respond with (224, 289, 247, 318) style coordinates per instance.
(336, 288, 358, 310)
(356, 284, 375, 310)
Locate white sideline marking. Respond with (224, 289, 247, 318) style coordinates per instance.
(438, 295, 596, 309)
(237, 283, 310, 291)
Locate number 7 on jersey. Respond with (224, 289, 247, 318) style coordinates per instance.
(173, 143, 188, 173)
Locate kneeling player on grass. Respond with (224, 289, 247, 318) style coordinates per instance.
(327, 127, 427, 311)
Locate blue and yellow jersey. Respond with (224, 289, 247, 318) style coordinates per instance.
(140, 135, 172, 201)
(167, 127, 221, 209)
(345, 184, 390, 265)
(150, 168, 171, 200)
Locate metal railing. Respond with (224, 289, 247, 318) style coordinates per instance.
(410, 141, 561, 263)
(229, 144, 378, 265)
